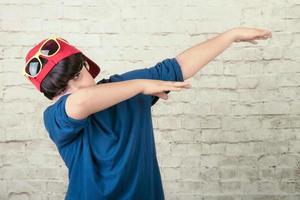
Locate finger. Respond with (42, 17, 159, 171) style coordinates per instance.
(260, 30, 272, 37)
(181, 84, 192, 89)
(166, 80, 189, 84)
(254, 34, 272, 41)
(153, 92, 168, 100)
(159, 92, 168, 100)
(263, 34, 272, 38)
(172, 86, 189, 90)
(166, 81, 191, 87)
(163, 86, 181, 92)
(253, 36, 268, 40)
(249, 40, 258, 45)
(169, 83, 191, 90)
(261, 33, 272, 38)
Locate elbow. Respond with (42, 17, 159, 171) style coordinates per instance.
(66, 91, 90, 120)
(175, 56, 189, 80)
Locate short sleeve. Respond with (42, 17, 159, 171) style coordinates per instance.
(43, 93, 89, 147)
(116, 57, 184, 106)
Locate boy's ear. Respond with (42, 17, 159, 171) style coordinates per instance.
(52, 95, 59, 102)
(85, 61, 90, 70)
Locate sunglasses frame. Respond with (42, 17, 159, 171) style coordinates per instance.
(22, 36, 69, 78)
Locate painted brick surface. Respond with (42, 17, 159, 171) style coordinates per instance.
(0, 0, 299, 199)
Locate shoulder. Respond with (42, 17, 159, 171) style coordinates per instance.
(43, 93, 88, 127)
(96, 74, 125, 84)
(44, 94, 68, 116)
(43, 93, 89, 146)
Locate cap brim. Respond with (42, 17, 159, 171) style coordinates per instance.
(82, 54, 101, 79)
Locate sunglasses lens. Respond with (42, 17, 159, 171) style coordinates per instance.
(25, 58, 41, 76)
(40, 39, 59, 56)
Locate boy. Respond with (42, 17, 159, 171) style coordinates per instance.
(22, 27, 271, 200)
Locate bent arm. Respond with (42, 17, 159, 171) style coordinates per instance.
(66, 79, 143, 120)
(176, 29, 236, 80)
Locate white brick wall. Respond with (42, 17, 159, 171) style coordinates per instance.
(0, 0, 300, 199)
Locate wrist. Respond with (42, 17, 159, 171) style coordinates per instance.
(133, 79, 145, 94)
(223, 27, 239, 43)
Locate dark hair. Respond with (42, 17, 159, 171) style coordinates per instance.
(40, 52, 85, 100)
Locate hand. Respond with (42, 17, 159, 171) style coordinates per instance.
(230, 27, 272, 44)
(141, 79, 191, 100)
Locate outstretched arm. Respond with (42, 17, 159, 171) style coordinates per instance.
(66, 79, 190, 120)
(176, 27, 272, 80)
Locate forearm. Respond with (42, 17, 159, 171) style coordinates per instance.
(71, 79, 143, 117)
(176, 29, 236, 80)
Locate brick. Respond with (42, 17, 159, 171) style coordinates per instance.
(195, 75, 219, 88)
(198, 61, 224, 75)
(257, 75, 278, 90)
(210, 102, 232, 115)
(161, 167, 180, 181)
(218, 76, 237, 89)
(171, 129, 198, 143)
(160, 156, 181, 168)
(257, 181, 280, 192)
(225, 143, 254, 156)
(187, 144, 202, 156)
(253, 141, 289, 155)
(278, 73, 300, 87)
(223, 62, 253, 75)
(237, 76, 260, 89)
(222, 117, 261, 131)
(180, 156, 201, 167)
(157, 116, 181, 130)
(262, 102, 290, 115)
(240, 181, 258, 193)
(171, 143, 188, 156)
(288, 140, 300, 153)
(219, 180, 241, 193)
(290, 102, 300, 114)
(279, 181, 300, 193)
(219, 168, 238, 180)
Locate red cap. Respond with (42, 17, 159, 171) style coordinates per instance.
(23, 37, 101, 92)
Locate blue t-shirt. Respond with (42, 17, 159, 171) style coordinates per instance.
(43, 58, 184, 200)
